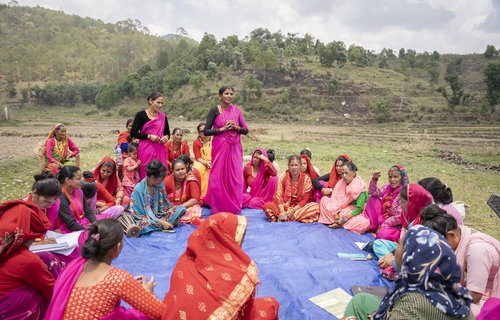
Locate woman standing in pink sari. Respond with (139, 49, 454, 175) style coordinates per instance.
(203, 86, 249, 214)
(131, 92, 170, 179)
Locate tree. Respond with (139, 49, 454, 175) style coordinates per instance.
(318, 41, 347, 68)
(484, 45, 498, 59)
(442, 74, 464, 114)
(6, 79, 16, 98)
(189, 72, 204, 97)
(484, 61, 500, 112)
(96, 84, 120, 109)
(207, 62, 218, 80)
(156, 50, 169, 70)
(348, 45, 368, 66)
(254, 49, 278, 82)
(176, 27, 188, 37)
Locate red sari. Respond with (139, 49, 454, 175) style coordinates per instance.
(162, 213, 279, 320)
(262, 171, 319, 223)
(165, 140, 190, 173)
(0, 200, 55, 319)
(163, 174, 202, 223)
(93, 156, 130, 205)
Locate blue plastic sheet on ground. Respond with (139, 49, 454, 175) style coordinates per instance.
(114, 208, 390, 319)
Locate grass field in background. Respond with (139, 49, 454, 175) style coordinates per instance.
(1, 106, 499, 238)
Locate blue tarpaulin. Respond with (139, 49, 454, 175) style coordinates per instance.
(114, 208, 390, 319)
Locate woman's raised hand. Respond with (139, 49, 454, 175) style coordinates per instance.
(372, 171, 381, 180)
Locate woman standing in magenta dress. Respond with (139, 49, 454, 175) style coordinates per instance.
(131, 92, 170, 180)
(203, 86, 249, 214)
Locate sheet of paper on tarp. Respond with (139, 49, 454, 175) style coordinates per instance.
(309, 287, 352, 318)
(30, 230, 83, 255)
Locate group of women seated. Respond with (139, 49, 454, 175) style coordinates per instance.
(2, 119, 496, 319)
(1, 173, 279, 319)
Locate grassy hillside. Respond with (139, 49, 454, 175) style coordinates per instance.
(0, 4, 498, 123)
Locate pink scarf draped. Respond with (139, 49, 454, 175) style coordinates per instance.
(248, 148, 278, 201)
(137, 112, 167, 179)
(45, 257, 147, 320)
(455, 225, 500, 289)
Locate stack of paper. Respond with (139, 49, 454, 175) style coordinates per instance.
(29, 230, 83, 256)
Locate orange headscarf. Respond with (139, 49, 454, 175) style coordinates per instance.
(327, 154, 351, 188)
(93, 156, 119, 196)
(162, 213, 259, 319)
(0, 200, 51, 262)
(299, 155, 319, 181)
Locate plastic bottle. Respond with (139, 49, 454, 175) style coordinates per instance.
(114, 144, 123, 166)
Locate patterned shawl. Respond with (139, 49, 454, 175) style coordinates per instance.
(162, 213, 259, 319)
(374, 225, 472, 319)
(0, 200, 51, 262)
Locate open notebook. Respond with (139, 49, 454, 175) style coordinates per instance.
(309, 287, 352, 318)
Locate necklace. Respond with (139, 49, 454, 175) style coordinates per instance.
(146, 108, 158, 119)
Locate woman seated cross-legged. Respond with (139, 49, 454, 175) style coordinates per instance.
(263, 155, 319, 223)
(128, 160, 187, 236)
(164, 159, 202, 224)
(357, 165, 409, 241)
(93, 156, 130, 206)
(242, 148, 278, 209)
(318, 161, 369, 233)
(312, 154, 351, 200)
(45, 219, 165, 319)
(162, 213, 279, 320)
(41, 123, 80, 175)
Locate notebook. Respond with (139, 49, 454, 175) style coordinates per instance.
(309, 287, 352, 318)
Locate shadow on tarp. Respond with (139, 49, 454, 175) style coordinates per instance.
(114, 208, 390, 320)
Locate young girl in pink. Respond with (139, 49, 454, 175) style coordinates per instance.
(122, 143, 141, 197)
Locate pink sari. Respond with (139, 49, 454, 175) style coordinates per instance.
(137, 112, 167, 179)
(205, 105, 248, 214)
(0, 285, 48, 320)
(45, 257, 148, 320)
(455, 225, 500, 315)
(243, 148, 278, 209)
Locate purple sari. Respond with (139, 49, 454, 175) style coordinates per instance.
(205, 105, 248, 214)
(0, 285, 48, 320)
(45, 257, 148, 320)
(137, 112, 167, 179)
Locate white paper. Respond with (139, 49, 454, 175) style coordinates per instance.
(355, 241, 368, 250)
(30, 230, 83, 256)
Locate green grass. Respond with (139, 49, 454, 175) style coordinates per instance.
(1, 106, 499, 239)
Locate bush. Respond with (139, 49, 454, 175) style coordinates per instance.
(370, 99, 392, 122)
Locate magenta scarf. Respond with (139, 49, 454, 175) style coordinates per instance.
(45, 257, 86, 319)
(0, 285, 48, 319)
(248, 148, 276, 201)
(45, 257, 147, 320)
(137, 112, 167, 179)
